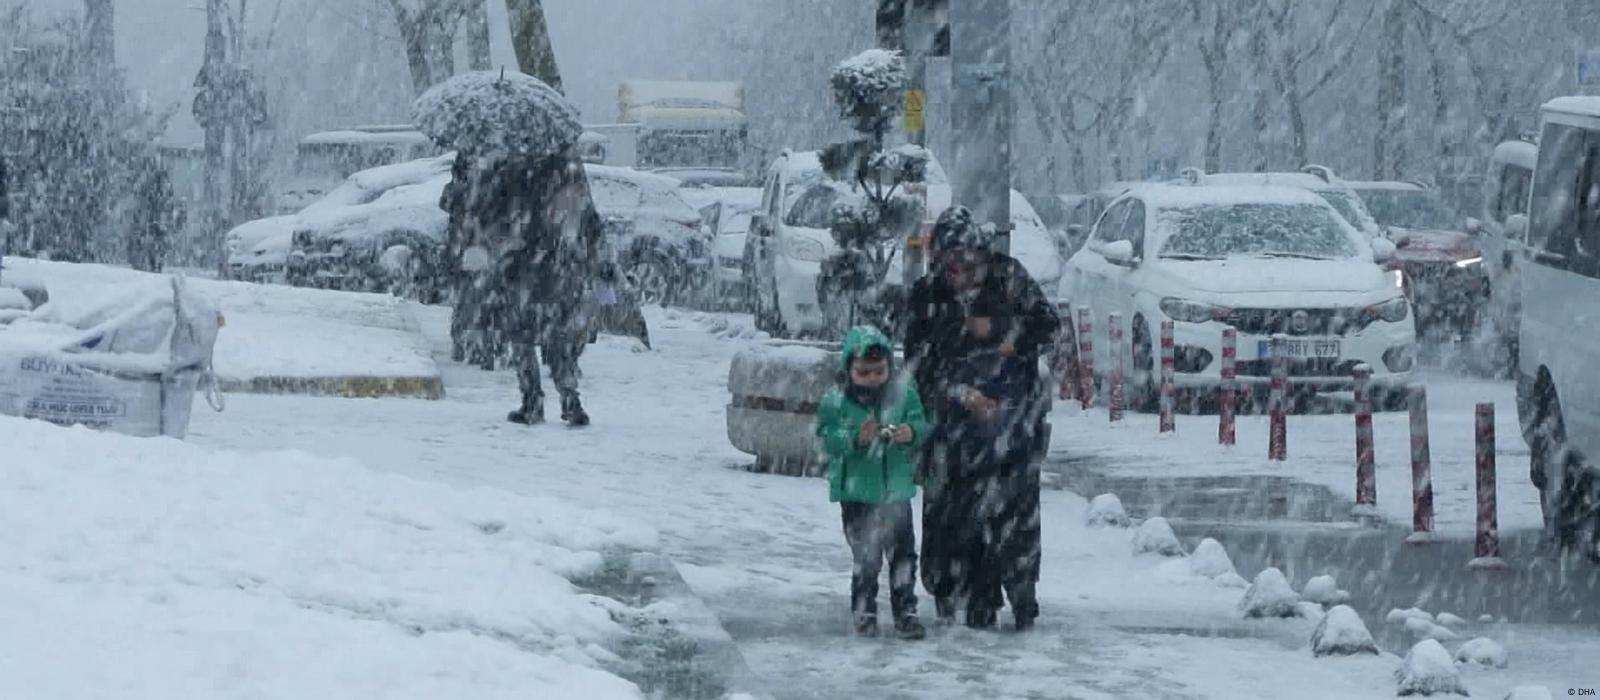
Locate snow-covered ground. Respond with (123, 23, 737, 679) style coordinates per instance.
(3, 259, 438, 384)
(1048, 372, 1541, 536)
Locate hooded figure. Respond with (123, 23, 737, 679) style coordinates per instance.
(900, 205, 1059, 630)
(442, 147, 604, 425)
(815, 325, 929, 639)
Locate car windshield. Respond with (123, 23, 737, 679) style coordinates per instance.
(1316, 190, 1375, 234)
(1358, 189, 1459, 231)
(785, 184, 842, 229)
(1159, 203, 1359, 260)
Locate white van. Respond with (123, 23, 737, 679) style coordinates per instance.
(1516, 96, 1600, 558)
(1477, 138, 1537, 373)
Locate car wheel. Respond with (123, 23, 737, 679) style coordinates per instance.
(626, 252, 674, 307)
(1528, 377, 1591, 553)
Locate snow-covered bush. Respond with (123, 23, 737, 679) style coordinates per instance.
(1132, 517, 1185, 556)
(829, 49, 907, 134)
(1301, 575, 1351, 606)
(1085, 494, 1130, 528)
(1396, 639, 1469, 696)
(1310, 605, 1379, 657)
(1387, 607, 1434, 625)
(1405, 617, 1459, 642)
(1435, 612, 1467, 628)
(1455, 637, 1508, 668)
(1188, 538, 1237, 578)
(1239, 568, 1301, 619)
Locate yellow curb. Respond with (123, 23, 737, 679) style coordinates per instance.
(217, 375, 444, 400)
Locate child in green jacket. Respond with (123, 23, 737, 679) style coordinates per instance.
(816, 325, 928, 639)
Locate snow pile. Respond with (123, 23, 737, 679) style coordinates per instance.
(1213, 572, 1250, 588)
(1188, 537, 1238, 578)
(1131, 517, 1185, 556)
(1085, 493, 1130, 528)
(1435, 612, 1467, 628)
(0, 415, 656, 698)
(1405, 617, 1459, 642)
(413, 70, 582, 158)
(1395, 639, 1469, 697)
(1387, 607, 1435, 625)
(1310, 605, 1379, 657)
(1502, 687, 1553, 700)
(1239, 567, 1302, 618)
(1301, 574, 1351, 606)
(1455, 637, 1508, 668)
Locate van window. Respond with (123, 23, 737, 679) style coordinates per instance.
(1493, 164, 1532, 223)
(1531, 123, 1600, 277)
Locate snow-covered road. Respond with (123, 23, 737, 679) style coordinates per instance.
(176, 304, 1585, 699)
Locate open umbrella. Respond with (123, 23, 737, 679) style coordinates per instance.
(412, 70, 582, 159)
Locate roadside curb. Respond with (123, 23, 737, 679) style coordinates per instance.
(623, 552, 774, 700)
(217, 375, 444, 399)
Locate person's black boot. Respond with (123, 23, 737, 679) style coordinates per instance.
(560, 391, 590, 427)
(933, 598, 957, 625)
(894, 616, 927, 640)
(507, 395, 544, 425)
(1013, 612, 1036, 632)
(965, 607, 997, 629)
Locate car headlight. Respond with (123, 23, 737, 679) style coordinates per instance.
(787, 237, 826, 262)
(1366, 297, 1409, 323)
(1159, 297, 1226, 323)
(1454, 256, 1484, 269)
(1389, 269, 1404, 288)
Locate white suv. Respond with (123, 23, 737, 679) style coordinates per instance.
(1515, 96, 1600, 558)
(1059, 183, 1414, 408)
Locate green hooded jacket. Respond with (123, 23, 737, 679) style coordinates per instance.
(816, 326, 928, 504)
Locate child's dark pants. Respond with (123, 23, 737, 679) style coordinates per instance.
(840, 500, 919, 624)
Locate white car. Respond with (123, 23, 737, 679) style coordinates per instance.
(681, 186, 762, 310)
(1060, 183, 1414, 407)
(1188, 168, 1383, 238)
(747, 150, 1061, 338)
(1515, 96, 1600, 557)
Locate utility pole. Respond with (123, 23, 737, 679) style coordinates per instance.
(950, 0, 1012, 254)
(197, 0, 230, 271)
(880, 0, 951, 285)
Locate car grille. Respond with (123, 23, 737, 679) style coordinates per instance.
(1235, 358, 1364, 378)
(1218, 308, 1373, 336)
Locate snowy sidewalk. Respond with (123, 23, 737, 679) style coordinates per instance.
(178, 307, 1449, 699)
(3, 259, 441, 397)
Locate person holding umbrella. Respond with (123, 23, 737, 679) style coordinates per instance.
(901, 205, 1058, 630)
(416, 70, 603, 426)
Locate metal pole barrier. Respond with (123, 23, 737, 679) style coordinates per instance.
(1109, 311, 1125, 422)
(1077, 307, 1094, 409)
(1159, 320, 1176, 433)
(1354, 364, 1376, 511)
(1268, 334, 1288, 461)
(1404, 384, 1436, 544)
(1219, 328, 1236, 446)
(1469, 402, 1508, 569)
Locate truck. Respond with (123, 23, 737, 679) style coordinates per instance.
(611, 80, 751, 186)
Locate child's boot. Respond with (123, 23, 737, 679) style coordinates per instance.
(894, 616, 926, 640)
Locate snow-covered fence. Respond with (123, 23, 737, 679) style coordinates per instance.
(1353, 364, 1376, 511)
(1159, 320, 1175, 433)
(725, 341, 838, 476)
(1107, 311, 1124, 423)
(1469, 402, 1507, 570)
(1076, 307, 1094, 409)
(1406, 384, 1437, 544)
(1219, 328, 1236, 446)
(1268, 334, 1288, 461)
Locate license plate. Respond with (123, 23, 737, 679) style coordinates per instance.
(1257, 339, 1341, 359)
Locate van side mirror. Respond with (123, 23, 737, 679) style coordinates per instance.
(1102, 239, 1136, 266)
(1506, 213, 1529, 238)
(1371, 238, 1397, 264)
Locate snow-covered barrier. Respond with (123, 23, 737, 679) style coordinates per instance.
(1396, 639, 1469, 696)
(0, 276, 219, 438)
(725, 341, 839, 475)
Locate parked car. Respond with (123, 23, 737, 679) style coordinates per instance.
(681, 186, 762, 311)
(1476, 137, 1538, 374)
(585, 164, 711, 306)
(224, 214, 298, 283)
(1186, 167, 1383, 238)
(274, 126, 442, 215)
(1515, 96, 1600, 559)
(1345, 180, 1488, 341)
(1059, 183, 1414, 409)
(745, 150, 1061, 338)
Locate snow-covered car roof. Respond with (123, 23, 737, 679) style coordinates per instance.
(1124, 183, 1334, 210)
(1543, 96, 1600, 121)
(300, 129, 432, 147)
(1199, 172, 1352, 192)
(585, 165, 702, 228)
(225, 215, 299, 257)
(679, 186, 762, 214)
(296, 175, 450, 247)
(1343, 180, 1430, 192)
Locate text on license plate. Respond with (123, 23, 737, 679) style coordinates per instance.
(1257, 339, 1341, 359)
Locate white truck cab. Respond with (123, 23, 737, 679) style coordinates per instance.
(1516, 96, 1600, 558)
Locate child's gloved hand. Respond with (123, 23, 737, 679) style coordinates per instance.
(856, 420, 880, 447)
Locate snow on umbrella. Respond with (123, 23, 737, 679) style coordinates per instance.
(412, 70, 582, 158)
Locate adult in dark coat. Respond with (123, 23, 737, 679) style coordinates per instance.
(901, 205, 1058, 630)
(441, 147, 603, 426)
(127, 157, 178, 273)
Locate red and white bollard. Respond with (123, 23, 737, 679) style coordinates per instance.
(1108, 312, 1125, 422)
(1404, 385, 1436, 544)
(1077, 307, 1095, 409)
(1469, 402, 1508, 569)
(1055, 303, 1076, 401)
(1219, 329, 1237, 446)
(1159, 320, 1176, 433)
(1353, 364, 1377, 511)
(1268, 334, 1288, 461)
